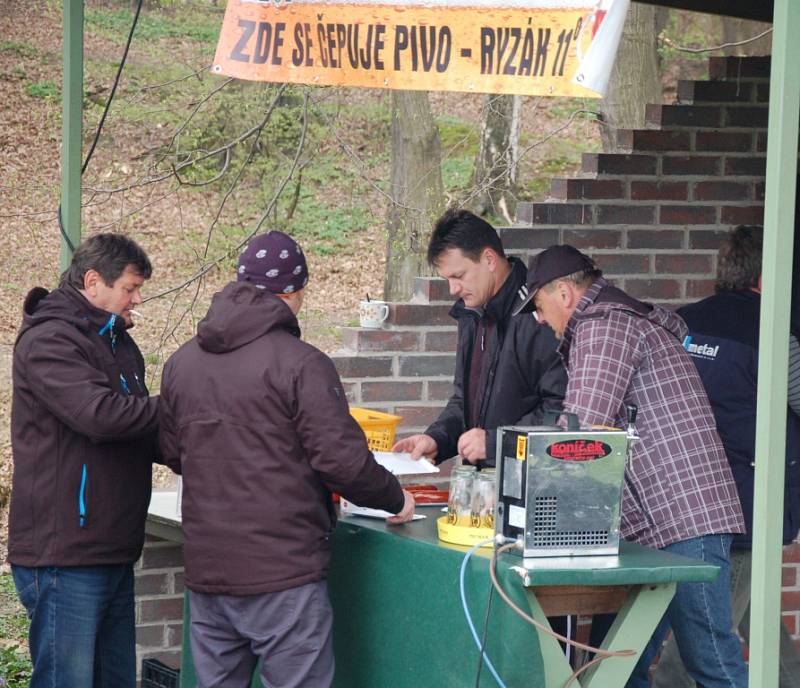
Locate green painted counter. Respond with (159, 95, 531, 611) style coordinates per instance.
(167, 505, 719, 688)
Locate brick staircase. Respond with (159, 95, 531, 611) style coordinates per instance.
(333, 54, 772, 431)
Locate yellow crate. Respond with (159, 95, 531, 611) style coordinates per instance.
(350, 407, 402, 452)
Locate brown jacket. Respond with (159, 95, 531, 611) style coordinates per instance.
(9, 285, 159, 567)
(159, 282, 404, 595)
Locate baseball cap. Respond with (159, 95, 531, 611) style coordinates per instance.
(237, 231, 309, 295)
(513, 245, 598, 316)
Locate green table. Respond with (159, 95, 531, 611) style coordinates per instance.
(169, 505, 719, 688)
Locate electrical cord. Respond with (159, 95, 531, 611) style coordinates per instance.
(474, 579, 495, 688)
(460, 538, 508, 688)
(489, 540, 637, 688)
(58, 0, 144, 253)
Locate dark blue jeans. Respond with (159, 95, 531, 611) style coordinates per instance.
(627, 534, 748, 688)
(11, 563, 136, 688)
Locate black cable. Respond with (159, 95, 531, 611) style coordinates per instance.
(474, 583, 495, 688)
(82, 0, 143, 174)
(58, 0, 144, 252)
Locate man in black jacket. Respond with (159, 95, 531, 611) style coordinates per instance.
(393, 209, 566, 466)
(651, 225, 800, 688)
(9, 234, 159, 688)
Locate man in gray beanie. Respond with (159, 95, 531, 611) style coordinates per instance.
(159, 231, 415, 688)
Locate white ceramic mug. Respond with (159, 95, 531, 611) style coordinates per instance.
(359, 300, 389, 329)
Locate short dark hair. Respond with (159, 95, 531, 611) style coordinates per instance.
(60, 233, 152, 290)
(427, 209, 505, 266)
(716, 225, 763, 292)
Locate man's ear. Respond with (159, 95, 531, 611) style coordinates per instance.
(483, 248, 497, 271)
(83, 269, 101, 297)
(556, 281, 570, 306)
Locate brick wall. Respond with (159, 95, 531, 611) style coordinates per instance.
(134, 535, 185, 678)
(331, 54, 800, 651)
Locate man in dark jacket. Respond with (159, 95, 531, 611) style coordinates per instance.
(652, 225, 800, 688)
(9, 233, 159, 688)
(393, 209, 566, 466)
(159, 231, 414, 688)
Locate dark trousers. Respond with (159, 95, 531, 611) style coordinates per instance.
(11, 563, 136, 688)
(189, 580, 334, 688)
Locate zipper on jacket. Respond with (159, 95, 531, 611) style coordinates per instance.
(78, 464, 88, 528)
(98, 314, 118, 352)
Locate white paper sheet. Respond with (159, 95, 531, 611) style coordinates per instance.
(339, 452, 438, 520)
(340, 500, 427, 521)
(372, 451, 440, 475)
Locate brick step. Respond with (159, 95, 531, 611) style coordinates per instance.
(548, 178, 762, 203)
(340, 326, 456, 354)
(677, 79, 768, 104)
(645, 104, 768, 130)
(348, 379, 453, 404)
(708, 56, 771, 80)
(549, 178, 625, 200)
(615, 128, 760, 155)
(389, 302, 452, 327)
(332, 352, 457, 380)
(412, 276, 450, 303)
(498, 225, 558, 251)
(580, 154, 765, 179)
(582, 153, 658, 176)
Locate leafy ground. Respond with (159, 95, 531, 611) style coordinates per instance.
(0, 573, 30, 688)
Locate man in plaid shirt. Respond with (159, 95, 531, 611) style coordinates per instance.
(515, 245, 747, 688)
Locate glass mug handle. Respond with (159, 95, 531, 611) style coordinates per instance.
(379, 304, 389, 323)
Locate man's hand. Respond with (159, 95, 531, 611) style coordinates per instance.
(391, 434, 438, 463)
(457, 428, 487, 464)
(387, 490, 416, 524)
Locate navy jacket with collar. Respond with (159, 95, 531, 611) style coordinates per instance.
(678, 289, 800, 548)
(424, 257, 567, 467)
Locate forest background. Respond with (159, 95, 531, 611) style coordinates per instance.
(0, 1, 772, 682)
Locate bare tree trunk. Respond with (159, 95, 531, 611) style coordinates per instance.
(598, 4, 663, 152)
(384, 90, 445, 301)
(472, 94, 521, 223)
(721, 17, 772, 56)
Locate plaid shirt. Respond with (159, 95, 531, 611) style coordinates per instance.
(559, 278, 744, 548)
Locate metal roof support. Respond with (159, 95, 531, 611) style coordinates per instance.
(60, 0, 83, 271)
(750, 0, 799, 684)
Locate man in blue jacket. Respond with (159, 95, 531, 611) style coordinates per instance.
(652, 225, 800, 688)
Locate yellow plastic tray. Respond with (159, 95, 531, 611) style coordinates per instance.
(436, 516, 494, 548)
(350, 407, 402, 452)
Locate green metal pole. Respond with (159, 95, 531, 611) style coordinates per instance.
(749, 0, 800, 685)
(60, 0, 83, 272)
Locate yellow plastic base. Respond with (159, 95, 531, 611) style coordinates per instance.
(436, 516, 494, 548)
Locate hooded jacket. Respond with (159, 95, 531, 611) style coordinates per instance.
(560, 278, 745, 549)
(678, 289, 800, 548)
(9, 285, 159, 567)
(159, 282, 405, 596)
(425, 257, 566, 466)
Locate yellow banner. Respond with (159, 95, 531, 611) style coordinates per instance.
(212, 1, 608, 97)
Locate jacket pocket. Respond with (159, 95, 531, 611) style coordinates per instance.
(78, 464, 88, 528)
